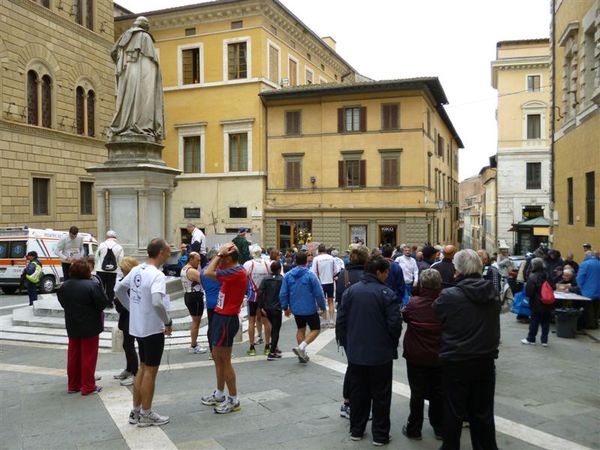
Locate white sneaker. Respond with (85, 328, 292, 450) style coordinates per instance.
(128, 409, 140, 425)
(541, 343, 548, 347)
(138, 410, 169, 427)
(120, 376, 134, 386)
(201, 390, 226, 406)
(292, 346, 309, 363)
(214, 397, 241, 414)
(189, 345, 208, 354)
(521, 338, 535, 345)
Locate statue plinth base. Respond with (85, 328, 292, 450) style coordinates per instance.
(86, 138, 180, 259)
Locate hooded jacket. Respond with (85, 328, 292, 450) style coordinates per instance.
(258, 274, 283, 311)
(402, 287, 442, 367)
(279, 266, 325, 315)
(433, 275, 500, 362)
(336, 273, 402, 366)
(576, 255, 600, 299)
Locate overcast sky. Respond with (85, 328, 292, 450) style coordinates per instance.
(119, 0, 551, 180)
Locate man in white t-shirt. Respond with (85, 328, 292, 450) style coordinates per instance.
(56, 226, 84, 281)
(95, 230, 124, 304)
(243, 244, 271, 356)
(187, 224, 207, 267)
(395, 244, 419, 304)
(311, 244, 339, 327)
(115, 238, 172, 428)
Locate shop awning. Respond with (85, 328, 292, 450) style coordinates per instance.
(507, 216, 551, 232)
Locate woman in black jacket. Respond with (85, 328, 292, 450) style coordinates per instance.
(522, 257, 554, 347)
(57, 260, 109, 395)
(258, 260, 283, 361)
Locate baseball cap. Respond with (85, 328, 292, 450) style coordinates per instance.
(106, 230, 117, 238)
(239, 227, 249, 233)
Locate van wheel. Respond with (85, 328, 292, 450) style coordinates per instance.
(1, 286, 18, 295)
(39, 276, 55, 294)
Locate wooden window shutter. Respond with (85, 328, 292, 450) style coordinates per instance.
(286, 160, 293, 188)
(337, 108, 344, 133)
(338, 160, 345, 187)
(391, 105, 399, 129)
(359, 160, 366, 187)
(359, 106, 367, 131)
(391, 159, 398, 185)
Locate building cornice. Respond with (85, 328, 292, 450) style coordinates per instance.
(0, 119, 107, 147)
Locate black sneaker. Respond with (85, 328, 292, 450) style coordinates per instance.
(402, 426, 421, 440)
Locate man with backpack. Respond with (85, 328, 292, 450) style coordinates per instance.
(95, 230, 124, 304)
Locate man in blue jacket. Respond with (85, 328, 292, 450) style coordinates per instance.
(576, 250, 600, 329)
(381, 244, 405, 303)
(336, 256, 402, 446)
(280, 251, 325, 363)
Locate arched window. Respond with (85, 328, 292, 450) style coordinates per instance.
(27, 70, 39, 125)
(86, 90, 95, 137)
(76, 86, 85, 134)
(41, 75, 52, 128)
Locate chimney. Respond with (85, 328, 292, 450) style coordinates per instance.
(321, 36, 336, 50)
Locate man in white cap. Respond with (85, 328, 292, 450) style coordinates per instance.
(95, 230, 124, 304)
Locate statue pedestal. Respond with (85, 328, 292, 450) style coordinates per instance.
(87, 139, 180, 259)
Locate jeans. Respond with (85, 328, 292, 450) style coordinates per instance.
(67, 335, 100, 394)
(403, 284, 413, 305)
(406, 361, 443, 436)
(25, 280, 38, 305)
(348, 360, 393, 443)
(123, 331, 138, 375)
(266, 309, 282, 351)
(441, 358, 498, 450)
(527, 311, 551, 343)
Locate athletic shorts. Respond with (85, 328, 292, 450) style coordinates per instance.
(322, 283, 334, 298)
(294, 313, 321, 331)
(210, 313, 240, 348)
(184, 291, 205, 317)
(247, 301, 259, 317)
(136, 333, 165, 367)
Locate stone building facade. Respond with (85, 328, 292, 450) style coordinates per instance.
(0, 0, 115, 235)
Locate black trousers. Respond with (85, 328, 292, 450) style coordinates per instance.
(97, 272, 117, 303)
(441, 358, 498, 450)
(123, 330, 138, 375)
(62, 263, 71, 281)
(207, 308, 214, 352)
(266, 309, 282, 351)
(406, 361, 443, 435)
(348, 361, 393, 443)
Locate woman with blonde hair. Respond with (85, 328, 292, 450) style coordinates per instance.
(113, 256, 139, 386)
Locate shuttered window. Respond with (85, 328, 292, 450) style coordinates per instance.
(567, 177, 573, 225)
(437, 134, 445, 158)
(41, 75, 52, 128)
(382, 157, 399, 187)
(183, 136, 201, 173)
(288, 59, 297, 86)
(526, 162, 541, 190)
(586, 171, 595, 227)
(228, 42, 247, 80)
(381, 104, 399, 130)
(527, 114, 541, 139)
(87, 90, 95, 137)
(339, 159, 366, 188)
(285, 111, 301, 135)
(285, 159, 302, 189)
(229, 133, 248, 171)
(182, 48, 200, 84)
(27, 71, 38, 126)
(76, 86, 85, 135)
(269, 46, 279, 83)
(338, 107, 366, 132)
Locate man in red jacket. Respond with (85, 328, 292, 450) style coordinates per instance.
(402, 269, 443, 441)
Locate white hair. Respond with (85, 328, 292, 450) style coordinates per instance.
(420, 269, 442, 290)
(453, 249, 483, 276)
(249, 243, 262, 258)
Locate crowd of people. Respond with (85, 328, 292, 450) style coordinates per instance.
(43, 222, 600, 448)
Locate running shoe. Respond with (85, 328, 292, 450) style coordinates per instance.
(350, 433, 363, 441)
(247, 347, 257, 356)
(82, 386, 103, 396)
(340, 404, 350, 419)
(113, 369, 132, 380)
(274, 348, 282, 355)
(120, 376, 134, 386)
(128, 409, 140, 425)
(541, 343, 549, 347)
(520, 338, 535, 345)
(138, 410, 170, 427)
(263, 346, 271, 356)
(267, 352, 282, 361)
(256, 336, 264, 345)
(201, 390, 226, 406)
(292, 346, 309, 363)
(372, 435, 392, 446)
(214, 397, 241, 414)
(190, 345, 208, 354)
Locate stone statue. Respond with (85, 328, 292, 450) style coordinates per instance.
(109, 16, 164, 142)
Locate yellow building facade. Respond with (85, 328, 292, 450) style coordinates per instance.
(114, 0, 355, 243)
(0, 0, 115, 234)
(552, 0, 600, 253)
(260, 79, 461, 250)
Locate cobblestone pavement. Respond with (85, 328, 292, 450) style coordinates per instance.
(1, 313, 599, 450)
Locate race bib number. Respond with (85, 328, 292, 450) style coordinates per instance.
(67, 249, 80, 258)
(217, 291, 225, 310)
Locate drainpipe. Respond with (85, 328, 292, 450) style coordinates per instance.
(549, 0, 556, 246)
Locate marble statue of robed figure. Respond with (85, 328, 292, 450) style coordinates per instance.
(109, 16, 164, 142)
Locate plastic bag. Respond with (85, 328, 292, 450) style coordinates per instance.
(511, 288, 531, 316)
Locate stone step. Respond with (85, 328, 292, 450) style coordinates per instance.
(12, 306, 201, 332)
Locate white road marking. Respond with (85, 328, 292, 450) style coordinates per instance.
(0, 362, 64, 377)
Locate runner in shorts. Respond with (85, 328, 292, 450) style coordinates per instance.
(280, 251, 326, 363)
(115, 238, 173, 427)
(181, 252, 207, 354)
(200, 243, 247, 414)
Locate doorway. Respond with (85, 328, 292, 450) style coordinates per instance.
(378, 225, 397, 247)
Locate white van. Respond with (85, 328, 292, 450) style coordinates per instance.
(0, 227, 97, 294)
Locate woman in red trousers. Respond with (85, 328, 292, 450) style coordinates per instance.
(57, 259, 109, 395)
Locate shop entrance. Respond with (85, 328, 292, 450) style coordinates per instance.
(378, 225, 397, 247)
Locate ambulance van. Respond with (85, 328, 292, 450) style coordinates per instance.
(0, 227, 97, 294)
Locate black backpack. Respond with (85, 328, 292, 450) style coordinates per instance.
(102, 247, 118, 271)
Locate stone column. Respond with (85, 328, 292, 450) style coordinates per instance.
(164, 189, 174, 244)
(96, 189, 106, 239)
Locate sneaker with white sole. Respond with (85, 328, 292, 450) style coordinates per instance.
(340, 404, 350, 419)
(120, 376, 135, 386)
(521, 338, 535, 345)
(128, 409, 140, 425)
(113, 369, 132, 380)
(189, 345, 208, 354)
(201, 390, 226, 406)
(138, 410, 169, 427)
(292, 346, 309, 363)
(256, 336, 264, 345)
(541, 343, 548, 347)
(214, 397, 241, 414)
